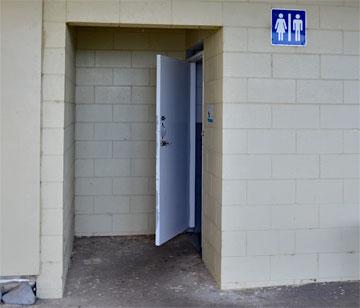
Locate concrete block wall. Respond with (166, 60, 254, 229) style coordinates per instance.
(37, 0, 359, 299)
(63, 26, 76, 291)
(39, 15, 67, 296)
(221, 0, 359, 289)
(1, 0, 42, 276)
(202, 29, 224, 283)
(39, 2, 76, 298)
(39, 5, 220, 293)
(74, 27, 186, 236)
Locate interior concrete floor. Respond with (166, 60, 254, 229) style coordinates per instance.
(4, 235, 359, 307)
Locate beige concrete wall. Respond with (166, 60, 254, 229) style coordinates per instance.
(38, 2, 76, 295)
(37, 0, 359, 299)
(220, 0, 359, 289)
(74, 27, 185, 236)
(63, 26, 77, 292)
(202, 29, 223, 283)
(0, 0, 42, 276)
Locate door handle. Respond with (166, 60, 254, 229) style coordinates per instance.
(160, 115, 171, 147)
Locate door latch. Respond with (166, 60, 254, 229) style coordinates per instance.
(160, 140, 171, 147)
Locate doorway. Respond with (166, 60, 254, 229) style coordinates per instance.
(44, 25, 224, 298)
(189, 49, 204, 253)
(39, 21, 223, 297)
(74, 27, 206, 249)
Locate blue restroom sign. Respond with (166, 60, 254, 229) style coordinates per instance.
(271, 9, 306, 46)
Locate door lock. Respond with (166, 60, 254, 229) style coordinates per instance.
(161, 140, 171, 147)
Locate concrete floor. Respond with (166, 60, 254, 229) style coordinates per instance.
(4, 235, 359, 307)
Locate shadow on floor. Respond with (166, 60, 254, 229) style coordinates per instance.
(10, 235, 360, 307)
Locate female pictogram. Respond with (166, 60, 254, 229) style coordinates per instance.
(274, 13, 287, 41)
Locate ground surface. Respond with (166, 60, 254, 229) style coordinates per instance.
(2, 235, 359, 307)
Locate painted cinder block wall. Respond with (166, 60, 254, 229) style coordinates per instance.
(2, 0, 358, 300)
(202, 29, 224, 284)
(74, 28, 186, 236)
(0, 0, 42, 276)
(63, 26, 77, 293)
(40, 0, 360, 297)
(220, 1, 359, 288)
(38, 19, 77, 297)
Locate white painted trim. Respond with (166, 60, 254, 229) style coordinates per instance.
(155, 55, 162, 245)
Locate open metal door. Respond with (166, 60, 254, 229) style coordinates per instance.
(155, 55, 194, 246)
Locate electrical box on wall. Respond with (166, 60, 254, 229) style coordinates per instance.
(207, 104, 214, 124)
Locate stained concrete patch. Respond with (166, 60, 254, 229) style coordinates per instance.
(7, 235, 359, 307)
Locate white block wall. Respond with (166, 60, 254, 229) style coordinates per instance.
(74, 28, 186, 236)
(221, 1, 359, 289)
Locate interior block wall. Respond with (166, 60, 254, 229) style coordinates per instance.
(202, 29, 224, 284)
(74, 27, 186, 236)
(221, 0, 359, 289)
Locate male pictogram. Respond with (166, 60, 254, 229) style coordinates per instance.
(293, 14, 303, 42)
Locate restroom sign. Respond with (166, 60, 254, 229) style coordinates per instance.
(271, 9, 306, 46)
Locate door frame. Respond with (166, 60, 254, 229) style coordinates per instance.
(187, 50, 204, 250)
